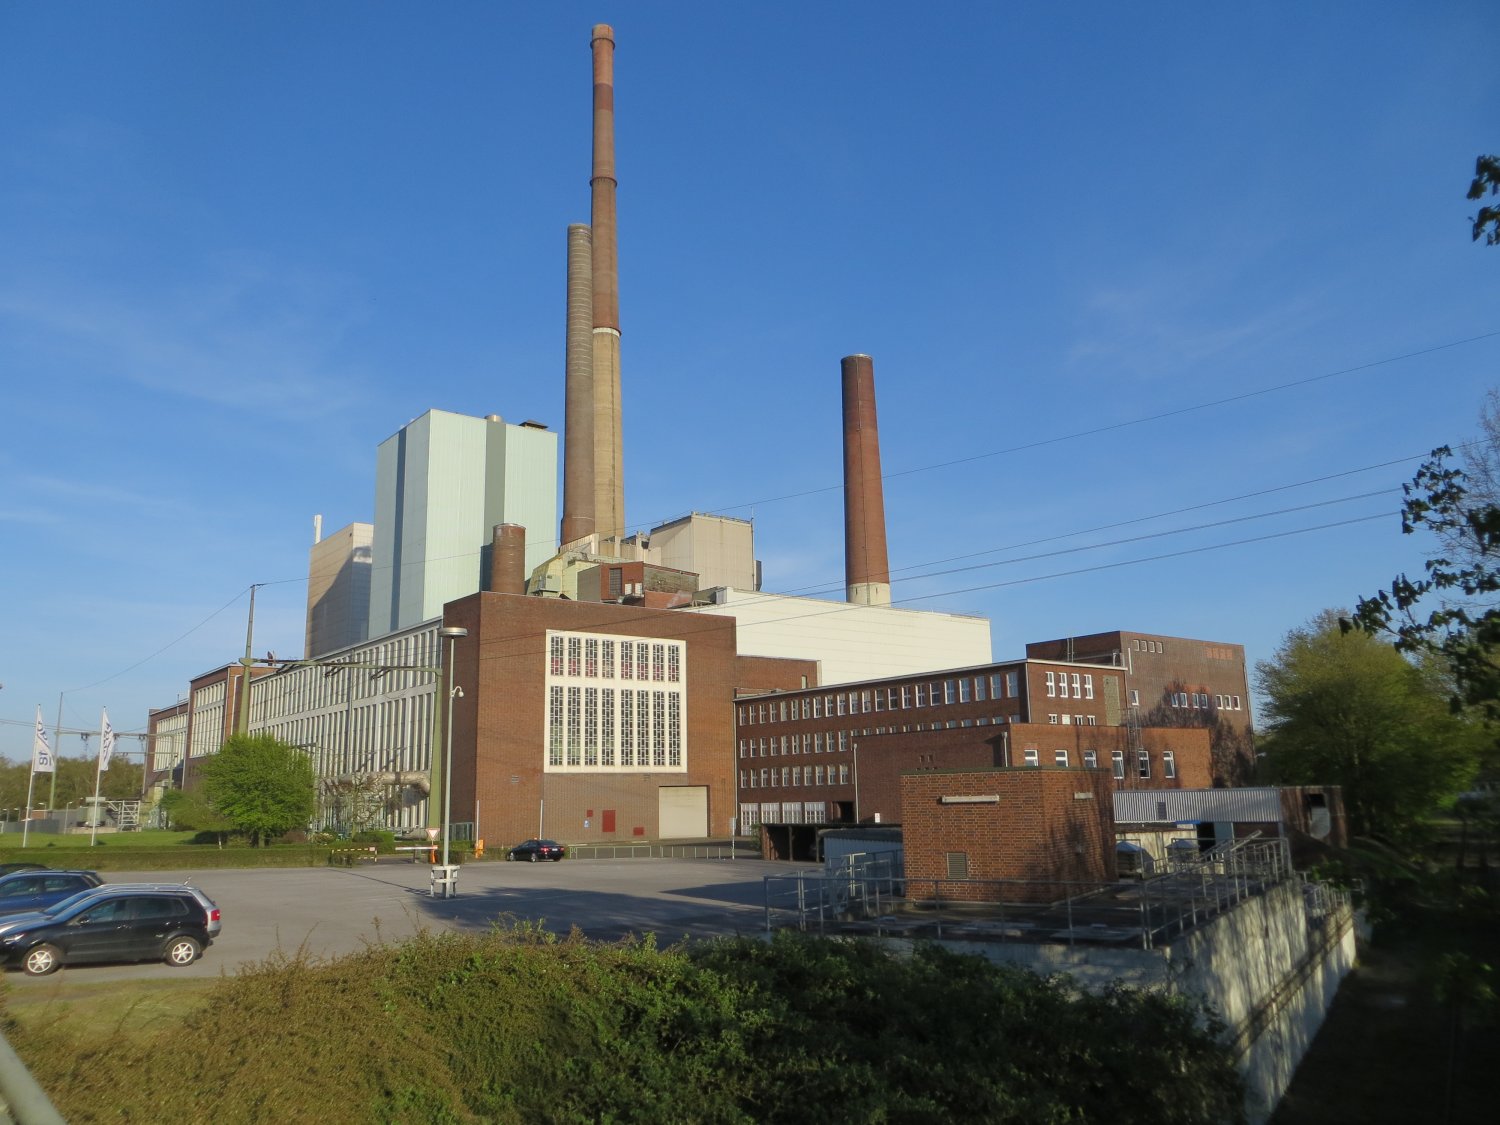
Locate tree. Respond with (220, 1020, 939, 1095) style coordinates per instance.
(1470, 154, 1500, 247)
(159, 788, 235, 845)
(1350, 443, 1500, 723)
(1257, 610, 1481, 843)
(199, 733, 315, 846)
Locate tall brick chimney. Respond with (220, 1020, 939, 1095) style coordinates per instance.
(841, 354, 891, 606)
(590, 23, 625, 543)
(560, 223, 594, 545)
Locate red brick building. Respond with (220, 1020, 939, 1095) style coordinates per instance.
(1026, 631, 1255, 783)
(735, 655, 1214, 835)
(899, 767, 1117, 902)
(442, 591, 810, 848)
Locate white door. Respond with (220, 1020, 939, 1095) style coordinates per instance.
(658, 786, 708, 839)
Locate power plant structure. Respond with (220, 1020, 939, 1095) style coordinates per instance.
(145, 23, 1248, 855)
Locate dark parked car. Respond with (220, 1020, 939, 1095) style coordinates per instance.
(0, 870, 103, 916)
(507, 839, 565, 862)
(0, 883, 221, 976)
(0, 863, 48, 877)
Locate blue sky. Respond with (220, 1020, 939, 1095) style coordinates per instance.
(1, 2, 1495, 763)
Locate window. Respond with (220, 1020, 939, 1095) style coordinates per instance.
(1137, 750, 1151, 779)
(859, 691, 870, 714)
(915, 683, 927, 707)
(836, 694, 847, 716)
(958, 679, 971, 703)
(943, 680, 957, 705)
(1112, 750, 1126, 779)
(1061, 714, 1072, 725)
(815, 765, 826, 785)
(1005, 670, 1019, 698)
(900, 685, 911, 708)
(1023, 748, 1039, 767)
(812, 696, 822, 718)
(1163, 751, 1177, 779)
(1083, 749, 1098, 769)
(1129, 689, 1140, 707)
(1082, 674, 1093, 700)
(838, 731, 848, 751)
(760, 769, 770, 788)
(1071, 673, 1081, 698)
(1232, 695, 1242, 710)
(739, 770, 747, 789)
(781, 768, 790, 788)
(1045, 671, 1056, 698)
(990, 674, 1004, 699)
(814, 732, 823, 753)
(1054, 749, 1070, 767)
(801, 698, 810, 719)
(1087, 716, 1097, 726)
(839, 764, 849, 785)
(1047, 714, 1058, 724)
(874, 690, 885, 712)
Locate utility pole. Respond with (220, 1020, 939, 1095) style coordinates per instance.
(235, 584, 261, 736)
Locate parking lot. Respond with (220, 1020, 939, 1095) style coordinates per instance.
(4, 856, 791, 985)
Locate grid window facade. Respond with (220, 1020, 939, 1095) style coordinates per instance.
(544, 630, 687, 773)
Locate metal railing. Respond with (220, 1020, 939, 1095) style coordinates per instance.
(764, 836, 1303, 950)
(562, 840, 756, 862)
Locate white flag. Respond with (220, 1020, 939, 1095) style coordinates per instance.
(99, 708, 115, 771)
(32, 706, 54, 774)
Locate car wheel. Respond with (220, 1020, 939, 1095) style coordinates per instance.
(506, 851, 515, 861)
(529, 851, 539, 862)
(22, 943, 62, 976)
(165, 936, 201, 967)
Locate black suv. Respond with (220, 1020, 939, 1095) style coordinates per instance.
(0, 883, 220, 976)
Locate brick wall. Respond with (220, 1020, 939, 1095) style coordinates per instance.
(899, 768, 1116, 902)
(446, 591, 741, 848)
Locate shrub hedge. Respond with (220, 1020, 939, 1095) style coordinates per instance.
(11, 926, 1246, 1124)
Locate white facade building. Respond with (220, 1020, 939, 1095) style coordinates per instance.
(369, 409, 557, 636)
(681, 588, 992, 686)
(250, 620, 443, 834)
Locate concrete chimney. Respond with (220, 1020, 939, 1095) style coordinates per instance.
(560, 223, 595, 545)
(841, 354, 891, 606)
(590, 23, 625, 543)
(491, 524, 527, 595)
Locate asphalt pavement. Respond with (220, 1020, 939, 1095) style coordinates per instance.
(3, 856, 791, 987)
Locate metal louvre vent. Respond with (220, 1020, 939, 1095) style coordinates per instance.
(945, 851, 969, 880)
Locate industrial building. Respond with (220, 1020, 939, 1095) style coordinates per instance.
(145, 23, 1262, 866)
(368, 408, 558, 638)
(304, 519, 372, 659)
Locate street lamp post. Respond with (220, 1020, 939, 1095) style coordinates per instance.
(437, 626, 468, 886)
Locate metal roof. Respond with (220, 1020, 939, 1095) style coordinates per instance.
(1113, 787, 1283, 825)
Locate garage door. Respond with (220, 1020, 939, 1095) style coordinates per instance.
(658, 786, 708, 839)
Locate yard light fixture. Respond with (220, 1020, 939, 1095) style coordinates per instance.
(438, 626, 469, 872)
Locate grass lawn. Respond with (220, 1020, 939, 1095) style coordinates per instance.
(2, 975, 215, 1040)
(0, 829, 200, 851)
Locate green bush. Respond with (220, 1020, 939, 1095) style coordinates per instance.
(13, 926, 1245, 1124)
(351, 829, 397, 854)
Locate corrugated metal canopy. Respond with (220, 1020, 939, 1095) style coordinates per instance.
(1113, 787, 1282, 824)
